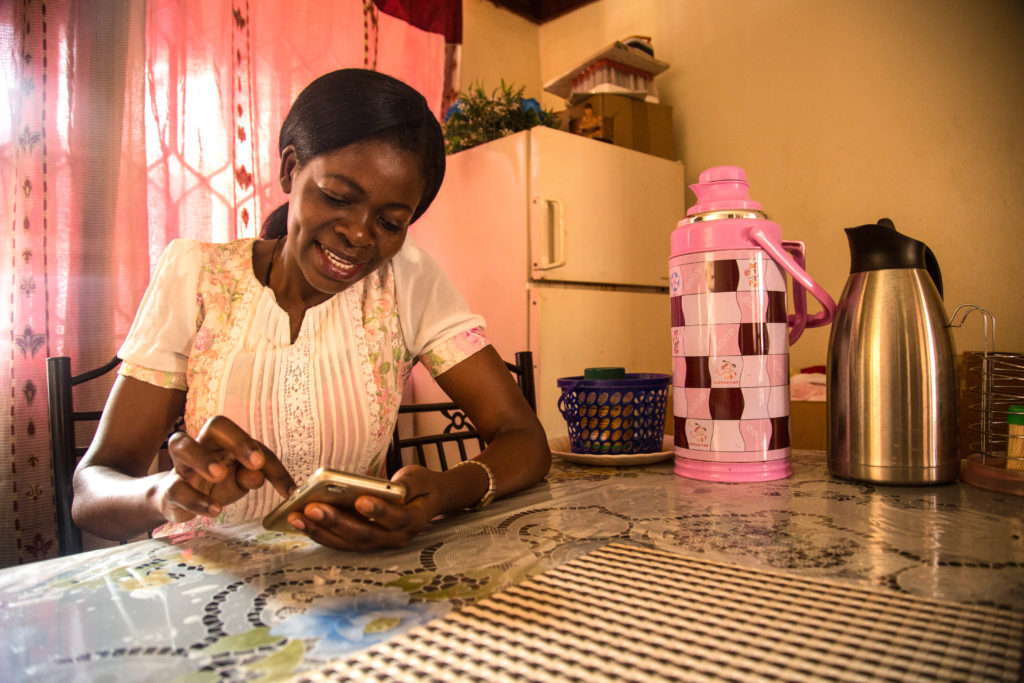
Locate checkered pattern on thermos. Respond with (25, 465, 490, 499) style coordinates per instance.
(669, 250, 791, 462)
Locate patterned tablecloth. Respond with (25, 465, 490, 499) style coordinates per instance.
(315, 543, 1023, 682)
(1, 450, 1022, 681)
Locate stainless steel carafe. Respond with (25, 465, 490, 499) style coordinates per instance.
(827, 218, 959, 484)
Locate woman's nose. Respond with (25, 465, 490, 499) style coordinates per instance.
(335, 211, 373, 247)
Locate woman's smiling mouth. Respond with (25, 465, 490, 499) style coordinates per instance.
(317, 241, 365, 280)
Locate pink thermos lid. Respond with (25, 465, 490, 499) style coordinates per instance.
(686, 165, 763, 215)
(673, 165, 777, 255)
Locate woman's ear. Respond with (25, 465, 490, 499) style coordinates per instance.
(279, 146, 298, 193)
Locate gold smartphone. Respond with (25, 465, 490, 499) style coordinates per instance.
(262, 468, 407, 532)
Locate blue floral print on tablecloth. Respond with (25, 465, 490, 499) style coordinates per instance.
(271, 587, 450, 657)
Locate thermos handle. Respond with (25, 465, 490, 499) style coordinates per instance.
(749, 227, 837, 344)
(781, 240, 809, 344)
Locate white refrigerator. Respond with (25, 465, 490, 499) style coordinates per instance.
(408, 126, 686, 438)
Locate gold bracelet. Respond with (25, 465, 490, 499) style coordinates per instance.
(456, 459, 497, 510)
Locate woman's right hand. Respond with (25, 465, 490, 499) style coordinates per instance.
(155, 415, 296, 523)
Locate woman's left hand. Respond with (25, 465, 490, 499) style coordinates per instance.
(285, 465, 444, 550)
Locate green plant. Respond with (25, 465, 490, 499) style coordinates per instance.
(442, 81, 560, 155)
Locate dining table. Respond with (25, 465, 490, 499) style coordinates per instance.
(1, 448, 1022, 682)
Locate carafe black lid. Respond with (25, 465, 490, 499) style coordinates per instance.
(844, 218, 943, 297)
(845, 218, 926, 273)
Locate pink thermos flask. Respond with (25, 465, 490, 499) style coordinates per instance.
(669, 167, 835, 481)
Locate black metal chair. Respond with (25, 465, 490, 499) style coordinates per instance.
(46, 355, 181, 555)
(46, 355, 123, 556)
(386, 351, 536, 476)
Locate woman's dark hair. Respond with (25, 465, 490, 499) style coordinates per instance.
(260, 69, 446, 239)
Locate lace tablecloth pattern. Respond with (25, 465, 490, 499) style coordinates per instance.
(315, 543, 1023, 682)
(1, 451, 1022, 681)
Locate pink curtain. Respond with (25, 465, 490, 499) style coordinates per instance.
(0, 0, 461, 567)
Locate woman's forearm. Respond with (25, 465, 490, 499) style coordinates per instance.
(72, 465, 170, 541)
(428, 345, 553, 516)
(69, 375, 188, 539)
(477, 424, 551, 499)
(429, 422, 551, 517)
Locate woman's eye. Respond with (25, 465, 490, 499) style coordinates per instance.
(320, 190, 350, 206)
(378, 217, 403, 233)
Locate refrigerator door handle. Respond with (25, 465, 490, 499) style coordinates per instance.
(535, 197, 567, 270)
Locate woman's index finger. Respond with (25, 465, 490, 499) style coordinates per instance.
(195, 416, 256, 459)
(194, 415, 295, 494)
(254, 442, 297, 496)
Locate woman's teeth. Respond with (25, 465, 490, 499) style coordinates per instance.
(320, 244, 361, 277)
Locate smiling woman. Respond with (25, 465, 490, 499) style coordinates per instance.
(70, 69, 551, 554)
(2, 0, 465, 568)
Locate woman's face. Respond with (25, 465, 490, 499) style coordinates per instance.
(280, 138, 424, 302)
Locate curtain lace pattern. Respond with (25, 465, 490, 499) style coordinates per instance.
(0, 0, 460, 567)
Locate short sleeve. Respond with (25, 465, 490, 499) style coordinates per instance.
(417, 327, 490, 377)
(117, 238, 202, 390)
(392, 234, 489, 376)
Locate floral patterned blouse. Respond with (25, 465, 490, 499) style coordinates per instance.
(117, 236, 488, 533)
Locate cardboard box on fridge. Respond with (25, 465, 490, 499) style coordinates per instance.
(557, 94, 676, 160)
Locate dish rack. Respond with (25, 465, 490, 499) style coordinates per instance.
(950, 305, 1024, 494)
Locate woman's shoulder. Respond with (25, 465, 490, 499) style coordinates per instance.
(166, 237, 257, 275)
(157, 236, 252, 261)
(390, 233, 443, 281)
(153, 238, 257, 295)
(389, 233, 486, 356)
(199, 237, 256, 260)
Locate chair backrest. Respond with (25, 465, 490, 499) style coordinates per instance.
(47, 356, 182, 555)
(386, 351, 535, 477)
(46, 355, 122, 556)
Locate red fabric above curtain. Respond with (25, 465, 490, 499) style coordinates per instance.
(370, 0, 463, 119)
(373, 0, 462, 43)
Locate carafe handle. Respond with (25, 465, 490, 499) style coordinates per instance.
(925, 246, 943, 299)
(749, 227, 836, 345)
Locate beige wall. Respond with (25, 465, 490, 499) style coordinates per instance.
(461, 0, 543, 98)
(465, 0, 1024, 371)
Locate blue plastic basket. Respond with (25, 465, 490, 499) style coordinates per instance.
(557, 373, 671, 455)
